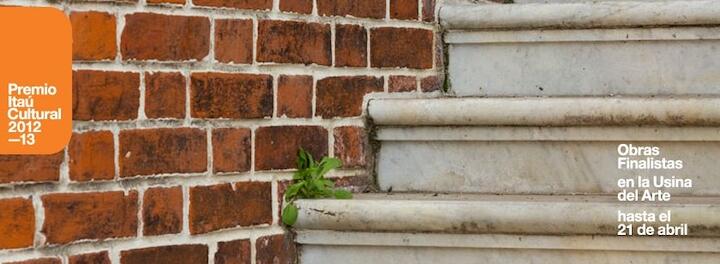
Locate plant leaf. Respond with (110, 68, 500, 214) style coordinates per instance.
(282, 203, 299, 226)
(334, 189, 353, 199)
(284, 182, 304, 201)
(297, 148, 309, 169)
(322, 179, 335, 188)
(319, 158, 342, 177)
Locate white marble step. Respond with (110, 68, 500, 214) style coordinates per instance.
(295, 193, 720, 263)
(295, 193, 720, 236)
(369, 97, 720, 194)
(441, 0, 720, 96)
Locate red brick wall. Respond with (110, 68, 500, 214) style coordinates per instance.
(0, 0, 440, 263)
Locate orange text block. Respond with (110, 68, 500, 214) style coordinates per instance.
(0, 7, 72, 154)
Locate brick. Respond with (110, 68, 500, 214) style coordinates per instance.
(121, 13, 210, 61)
(316, 76, 383, 118)
(189, 182, 272, 234)
(421, 75, 441, 92)
(145, 72, 186, 119)
(215, 239, 251, 264)
(371, 28, 433, 69)
(121, 245, 208, 264)
(280, 0, 312, 14)
(73, 70, 140, 121)
(147, 0, 185, 4)
(191, 72, 273, 119)
(143, 187, 183, 236)
(68, 131, 115, 182)
(212, 128, 252, 173)
(390, 0, 418, 20)
(0, 153, 63, 184)
(257, 20, 331, 66)
(277, 75, 312, 118)
(422, 0, 435, 22)
(70, 11, 116, 61)
(215, 19, 253, 64)
(42, 191, 138, 244)
(255, 126, 328, 170)
(193, 0, 271, 10)
(0, 198, 34, 249)
(69, 251, 111, 264)
(334, 126, 366, 168)
(335, 24, 367, 67)
(119, 128, 207, 177)
(256, 234, 296, 264)
(318, 0, 385, 19)
(334, 175, 372, 190)
(5, 258, 61, 264)
(389, 75, 416, 92)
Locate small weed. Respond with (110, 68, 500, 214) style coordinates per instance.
(281, 148, 352, 226)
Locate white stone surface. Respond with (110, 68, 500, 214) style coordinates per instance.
(369, 98, 720, 126)
(376, 126, 720, 142)
(297, 231, 720, 253)
(300, 245, 720, 264)
(440, 1, 720, 30)
(447, 29, 720, 96)
(294, 194, 720, 236)
(378, 140, 720, 194)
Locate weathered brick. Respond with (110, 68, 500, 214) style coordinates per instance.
(371, 28, 433, 69)
(121, 13, 210, 61)
(68, 131, 115, 182)
(69, 251, 111, 264)
(0, 153, 63, 184)
(73, 70, 140, 121)
(145, 72, 186, 119)
(191, 72, 273, 119)
(316, 76, 383, 118)
(277, 75, 312, 118)
(280, 0, 312, 14)
(335, 24, 367, 67)
(143, 187, 183, 236)
(215, 19, 253, 64)
(389, 75, 416, 92)
(334, 126, 367, 168)
(5, 258, 61, 264)
(70, 11, 116, 61)
(334, 175, 372, 190)
(421, 75, 441, 92)
(189, 182, 272, 234)
(256, 234, 296, 264)
(193, 0, 271, 10)
(120, 128, 207, 177)
(147, 0, 185, 4)
(212, 128, 252, 173)
(215, 239, 251, 264)
(0, 198, 34, 249)
(121, 245, 208, 264)
(422, 0, 435, 22)
(42, 191, 138, 244)
(318, 0, 385, 19)
(390, 0, 418, 20)
(255, 126, 328, 170)
(257, 20, 331, 66)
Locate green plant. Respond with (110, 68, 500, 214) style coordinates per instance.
(281, 148, 353, 226)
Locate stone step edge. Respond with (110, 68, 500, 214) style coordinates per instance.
(296, 230, 720, 253)
(294, 193, 720, 237)
(368, 97, 720, 126)
(440, 0, 720, 30)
